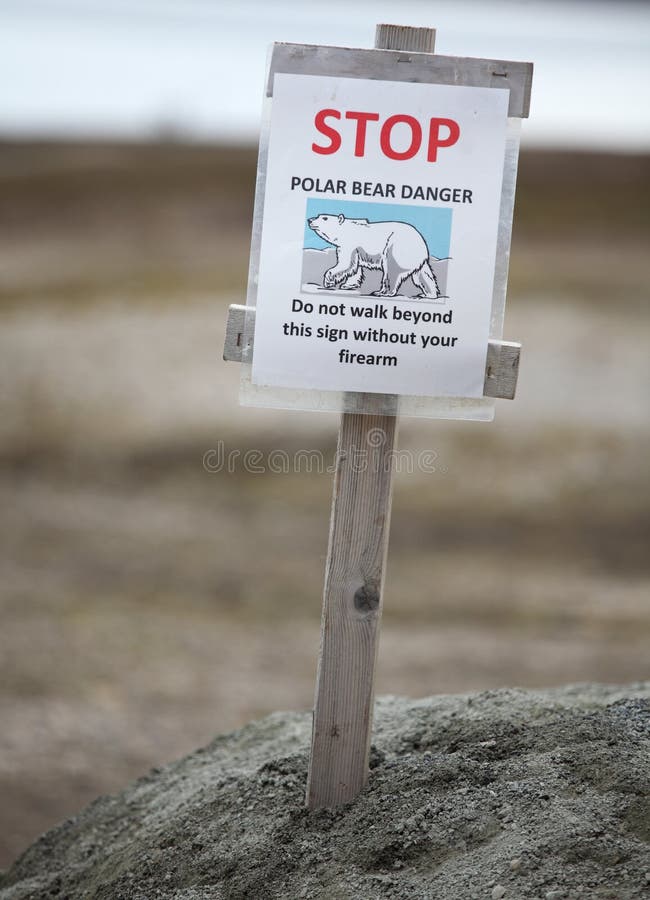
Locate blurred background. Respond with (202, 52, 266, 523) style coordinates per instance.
(1, 0, 649, 868)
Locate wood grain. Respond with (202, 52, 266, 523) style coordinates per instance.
(267, 43, 533, 118)
(483, 339, 520, 400)
(222, 302, 249, 362)
(305, 408, 398, 806)
(375, 23, 436, 53)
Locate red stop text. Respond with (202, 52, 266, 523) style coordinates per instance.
(312, 109, 460, 162)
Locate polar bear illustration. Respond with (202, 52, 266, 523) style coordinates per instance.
(307, 213, 441, 299)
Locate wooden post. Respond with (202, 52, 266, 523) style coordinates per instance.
(305, 23, 438, 810)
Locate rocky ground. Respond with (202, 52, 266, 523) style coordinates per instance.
(1, 683, 649, 900)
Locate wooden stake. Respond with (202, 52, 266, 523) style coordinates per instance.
(305, 23, 438, 811)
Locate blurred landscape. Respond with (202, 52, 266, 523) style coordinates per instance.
(0, 140, 648, 867)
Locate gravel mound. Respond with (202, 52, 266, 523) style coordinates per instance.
(1, 684, 649, 900)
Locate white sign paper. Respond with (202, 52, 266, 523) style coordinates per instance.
(250, 73, 509, 398)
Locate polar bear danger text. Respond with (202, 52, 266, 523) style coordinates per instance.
(290, 176, 473, 203)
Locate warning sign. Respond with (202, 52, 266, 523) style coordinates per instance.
(250, 73, 510, 398)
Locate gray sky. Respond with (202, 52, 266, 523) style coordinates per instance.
(2, 0, 649, 149)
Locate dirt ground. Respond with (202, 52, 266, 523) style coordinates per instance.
(0, 143, 648, 868)
(2, 685, 649, 899)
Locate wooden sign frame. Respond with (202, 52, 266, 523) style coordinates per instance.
(235, 28, 531, 422)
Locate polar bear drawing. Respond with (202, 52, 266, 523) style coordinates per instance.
(307, 213, 441, 299)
